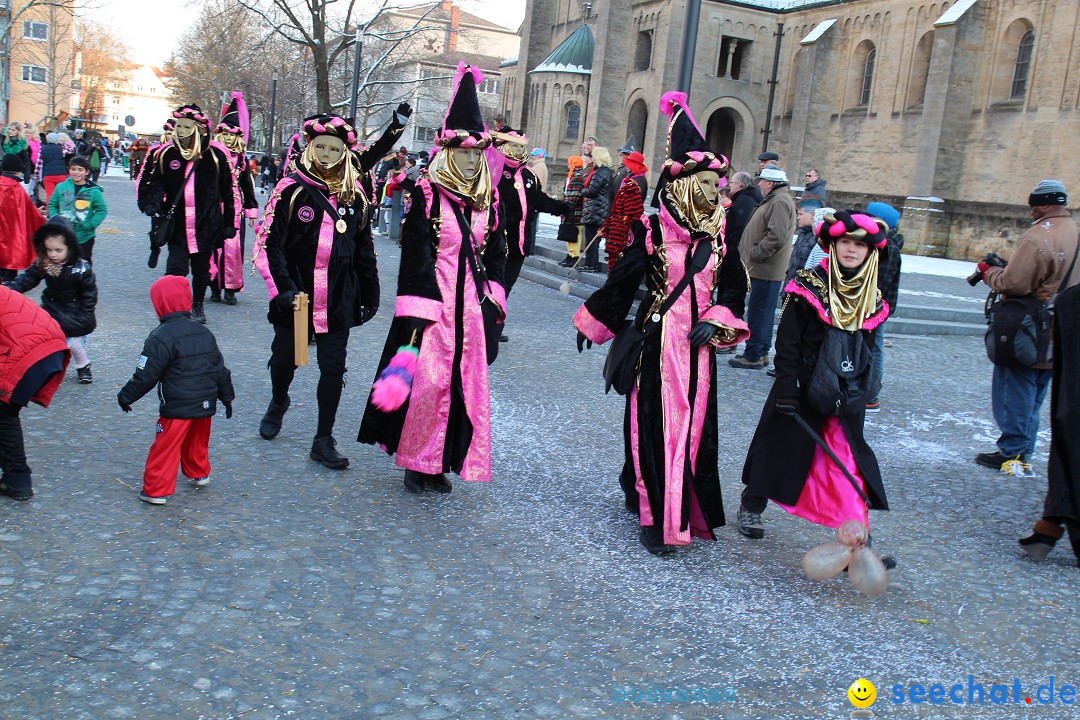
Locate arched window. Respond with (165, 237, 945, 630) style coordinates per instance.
(626, 99, 648, 151)
(634, 30, 652, 72)
(1011, 28, 1035, 99)
(908, 31, 933, 108)
(565, 103, 581, 140)
(859, 47, 876, 106)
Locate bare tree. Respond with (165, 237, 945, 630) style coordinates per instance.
(235, 0, 444, 116)
(74, 21, 129, 131)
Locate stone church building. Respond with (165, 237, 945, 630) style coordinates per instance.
(501, 0, 1080, 260)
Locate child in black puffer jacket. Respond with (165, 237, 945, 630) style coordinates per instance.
(118, 275, 234, 505)
(4, 216, 98, 384)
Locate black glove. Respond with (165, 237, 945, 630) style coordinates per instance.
(688, 322, 718, 348)
(148, 244, 161, 269)
(223, 227, 237, 239)
(577, 331, 593, 353)
(273, 290, 297, 313)
(119, 399, 132, 413)
(359, 305, 379, 324)
(775, 397, 799, 416)
(395, 103, 412, 125)
(224, 402, 233, 420)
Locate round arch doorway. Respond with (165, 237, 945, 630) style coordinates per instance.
(706, 108, 739, 163)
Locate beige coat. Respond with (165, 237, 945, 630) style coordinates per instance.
(739, 186, 797, 281)
(984, 207, 1079, 368)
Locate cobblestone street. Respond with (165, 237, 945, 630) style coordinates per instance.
(0, 171, 1077, 720)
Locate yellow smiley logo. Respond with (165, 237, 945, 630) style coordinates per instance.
(848, 678, 876, 708)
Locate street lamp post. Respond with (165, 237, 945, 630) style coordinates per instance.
(348, 25, 364, 122)
(676, 0, 702, 94)
(267, 69, 279, 153)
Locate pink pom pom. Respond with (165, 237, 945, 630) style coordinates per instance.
(387, 348, 418, 373)
(371, 375, 411, 412)
(659, 91, 688, 117)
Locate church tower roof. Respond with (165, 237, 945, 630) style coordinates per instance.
(530, 23, 594, 75)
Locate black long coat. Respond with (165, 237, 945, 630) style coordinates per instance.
(741, 270, 888, 511)
(1044, 282, 1080, 524)
(259, 167, 379, 333)
(497, 164, 567, 257)
(137, 141, 235, 254)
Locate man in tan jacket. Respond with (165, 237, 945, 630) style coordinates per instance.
(731, 165, 797, 368)
(975, 179, 1079, 474)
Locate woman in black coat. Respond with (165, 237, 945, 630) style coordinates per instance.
(739, 211, 890, 541)
(579, 147, 614, 272)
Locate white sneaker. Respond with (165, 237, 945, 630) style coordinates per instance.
(191, 476, 210, 487)
(139, 492, 167, 505)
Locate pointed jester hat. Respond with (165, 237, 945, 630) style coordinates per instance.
(658, 91, 728, 182)
(435, 62, 491, 149)
(217, 91, 250, 143)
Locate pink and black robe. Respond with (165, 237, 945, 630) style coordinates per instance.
(573, 200, 749, 546)
(358, 177, 507, 484)
(136, 141, 235, 256)
(252, 167, 379, 334)
(741, 260, 890, 528)
(211, 148, 259, 292)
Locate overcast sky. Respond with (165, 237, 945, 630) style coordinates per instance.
(91, 0, 527, 67)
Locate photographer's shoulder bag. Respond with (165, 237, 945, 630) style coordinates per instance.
(985, 243, 1078, 368)
(602, 235, 713, 395)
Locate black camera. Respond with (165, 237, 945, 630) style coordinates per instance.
(967, 252, 1007, 286)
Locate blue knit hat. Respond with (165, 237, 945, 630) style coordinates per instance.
(867, 201, 901, 230)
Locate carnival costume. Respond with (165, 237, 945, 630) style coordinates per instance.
(740, 211, 890, 533)
(252, 106, 408, 469)
(492, 130, 569, 300)
(573, 92, 749, 555)
(210, 92, 259, 304)
(137, 105, 236, 323)
(358, 63, 507, 493)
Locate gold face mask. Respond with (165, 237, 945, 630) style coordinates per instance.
(498, 142, 529, 164)
(300, 137, 361, 206)
(428, 147, 492, 209)
(172, 118, 202, 160)
(217, 132, 244, 153)
(665, 171, 726, 238)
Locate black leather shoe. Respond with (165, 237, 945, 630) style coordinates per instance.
(259, 398, 290, 440)
(639, 526, 675, 556)
(430, 474, 452, 493)
(209, 291, 222, 303)
(499, 334, 508, 343)
(224, 290, 237, 306)
(403, 470, 426, 493)
(310, 436, 349, 470)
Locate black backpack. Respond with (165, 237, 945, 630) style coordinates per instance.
(805, 327, 880, 416)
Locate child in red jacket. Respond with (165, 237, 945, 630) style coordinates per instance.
(0, 285, 70, 500)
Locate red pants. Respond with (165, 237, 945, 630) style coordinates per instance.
(142, 417, 212, 498)
(42, 175, 66, 203)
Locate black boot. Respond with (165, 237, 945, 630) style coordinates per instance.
(639, 526, 675, 556)
(224, 289, 237, 306)
(429, 474, 452, 493)
(310, 436, 348, 469)
(258, 397, 290, 440)
(209, 289, 222, 302)
(403, 470, 426, 494)
(191, 301, 206, 324)
(1019, 533, 1058, 561)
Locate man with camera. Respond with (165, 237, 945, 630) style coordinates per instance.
(973, 179, 1078, 474)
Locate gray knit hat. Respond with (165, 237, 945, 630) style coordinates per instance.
(1029, 179, 1067, 206)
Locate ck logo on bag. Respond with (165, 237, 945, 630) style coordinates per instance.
(841, 358, 855, 372)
